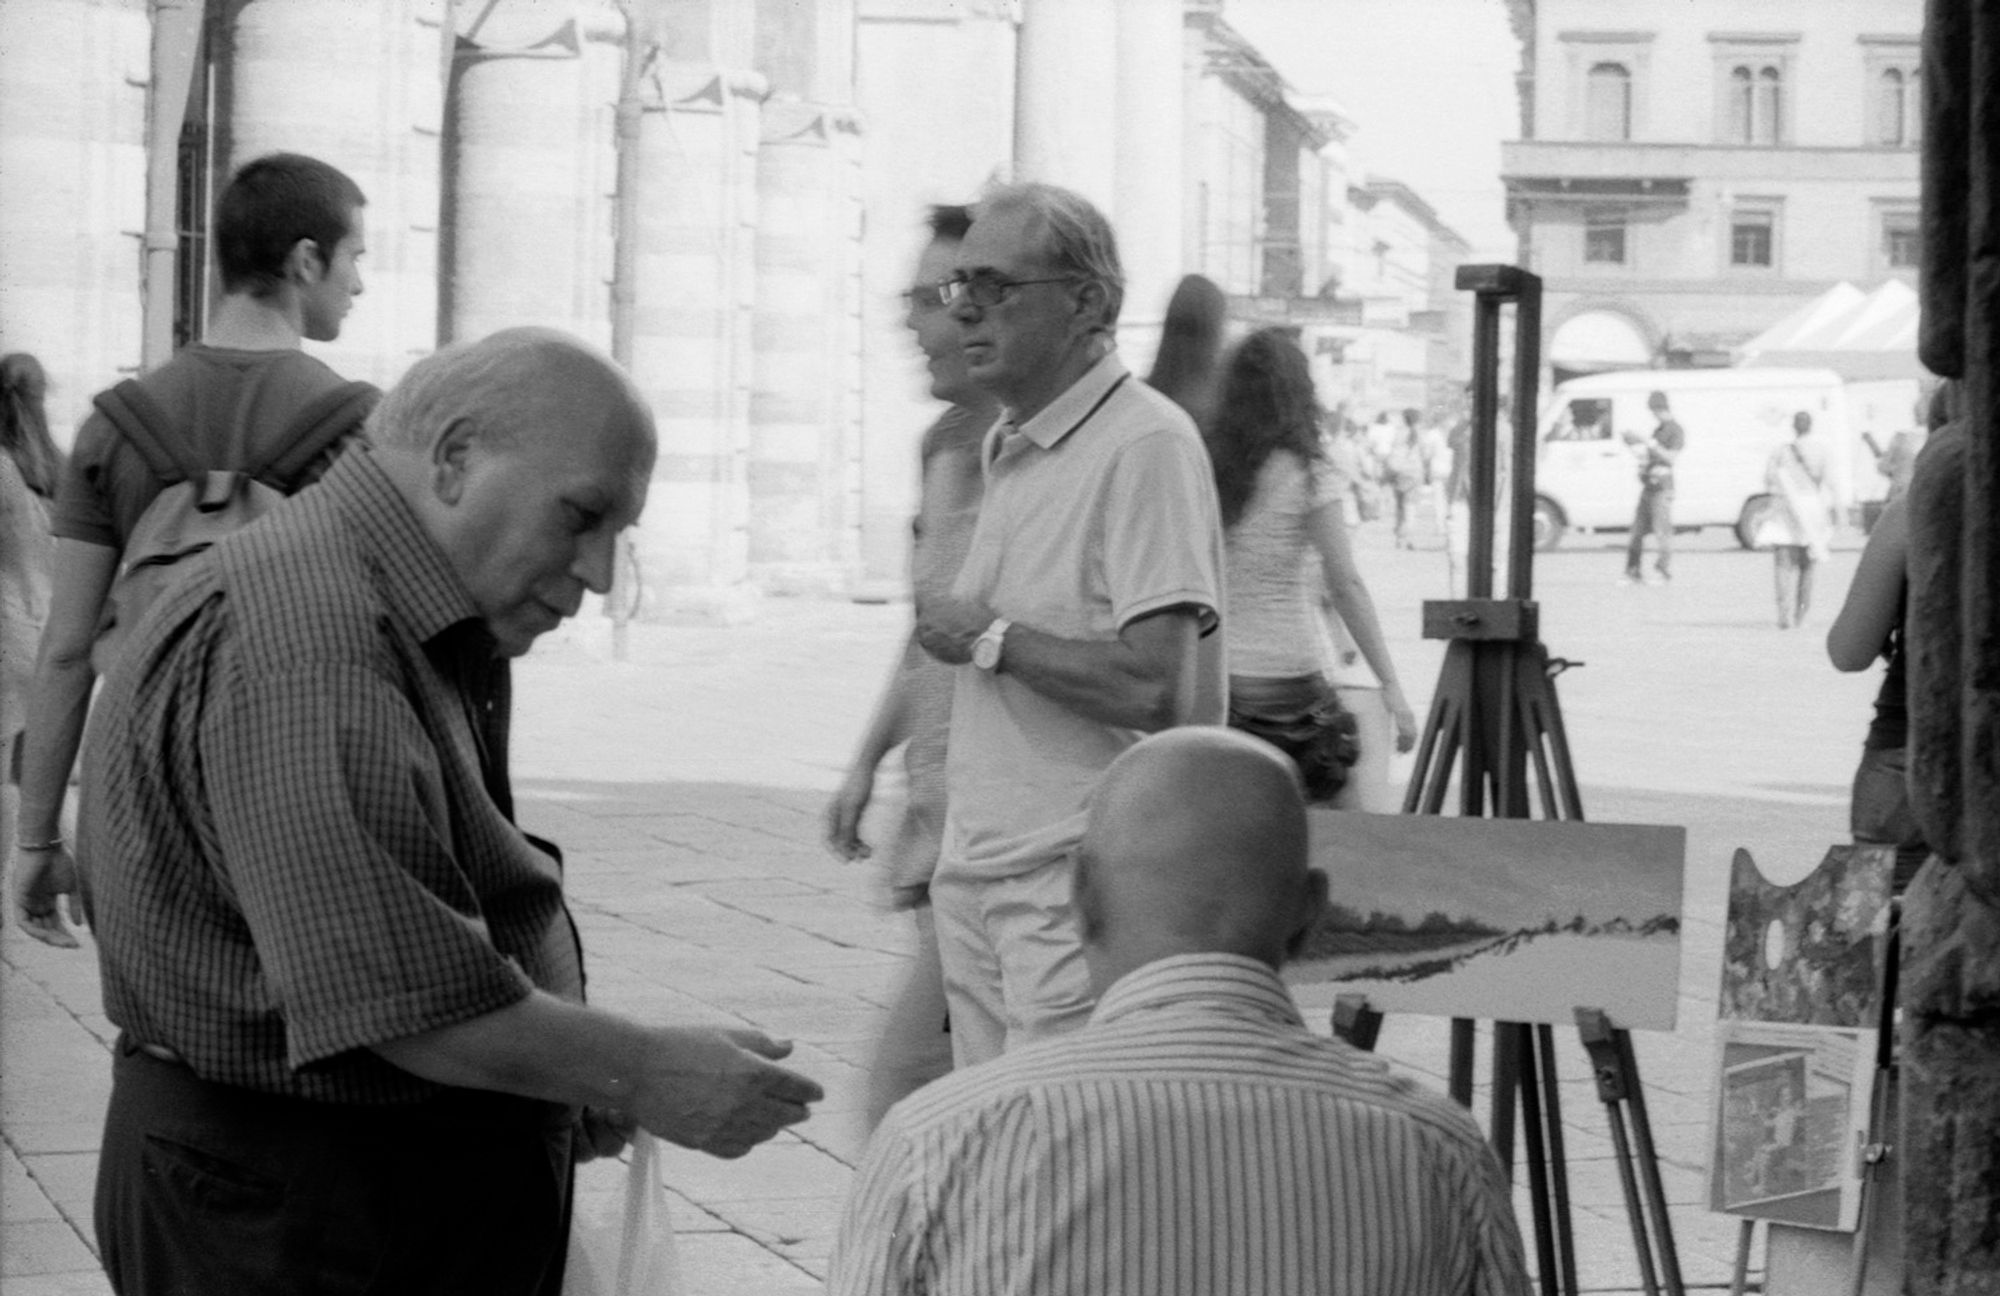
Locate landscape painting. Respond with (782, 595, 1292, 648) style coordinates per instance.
(1286, 811, 1687, 1031)
(1708, 1021, 1871, 1230)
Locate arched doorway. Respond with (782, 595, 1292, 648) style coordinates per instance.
(1549, 308, 1655, 386)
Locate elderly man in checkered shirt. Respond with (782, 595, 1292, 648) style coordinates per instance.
(79, 328, 821, 1295)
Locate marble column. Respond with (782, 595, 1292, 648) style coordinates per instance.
(0, 0, 149, 439)
(216, 0, 445, 387)
(443, 0, 622, 349)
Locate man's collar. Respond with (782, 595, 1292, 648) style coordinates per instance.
(315, 447, 485, 646)
(1010, 352, 1130, 450)
(1090, 952, 1305, 1029)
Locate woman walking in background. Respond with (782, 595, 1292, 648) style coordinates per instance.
(1204, 329, 1417, 804)
(1764, 410, 1836, 629)
(1, 354, 62, 894)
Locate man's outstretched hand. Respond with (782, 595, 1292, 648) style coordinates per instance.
(631, 1027, 824, 1160)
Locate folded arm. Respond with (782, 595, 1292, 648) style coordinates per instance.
(917, 597, 1205, 732)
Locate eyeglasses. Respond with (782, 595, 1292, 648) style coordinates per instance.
(900, 281, 951, 311)
(940, 270, 1075, 308)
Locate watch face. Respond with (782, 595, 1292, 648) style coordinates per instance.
(973, 636, 999, 670)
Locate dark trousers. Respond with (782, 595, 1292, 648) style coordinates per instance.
(96, 1037, 575, 1296)
(1624, 486, 1674, 576)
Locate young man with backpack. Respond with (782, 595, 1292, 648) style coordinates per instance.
(12, 152, 374, 948)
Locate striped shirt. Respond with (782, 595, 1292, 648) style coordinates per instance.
(829, 953, 1529, 1296)
(79, 447, 580, 1105)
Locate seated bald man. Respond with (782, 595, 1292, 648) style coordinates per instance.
(81, 328, 821, 1295)
(829, 726, 1529, 1296)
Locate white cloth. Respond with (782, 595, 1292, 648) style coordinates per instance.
(1765, 435, 1834, 560)
(830, 953, 1530, 1296)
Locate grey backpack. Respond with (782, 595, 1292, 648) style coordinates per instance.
(88, 378, 376, 673)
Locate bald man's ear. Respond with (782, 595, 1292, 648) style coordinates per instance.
(431, 418, 478, 505)
(1284, 869, 1331, 963)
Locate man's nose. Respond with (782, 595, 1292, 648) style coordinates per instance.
(575, 530, 617, 595)
(949, 295, 980, 325)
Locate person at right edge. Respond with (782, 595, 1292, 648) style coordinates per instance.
(1621, 389, 1683, 585)
(1827, 382, 1953, 893)
(1204, 328, 1418, 803)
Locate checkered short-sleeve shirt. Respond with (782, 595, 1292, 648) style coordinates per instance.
(79, 448, 582, 1104)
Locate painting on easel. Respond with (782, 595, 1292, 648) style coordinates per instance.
(1705, 845, 1893, 1231)
(1710, 1021, 1872, 1229)
(1285, 811, 1687, 1031)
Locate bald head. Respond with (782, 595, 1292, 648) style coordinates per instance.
(367, 326, 653, 460)
(373, 328, 657, 655)
(1076, 728, 1326, 988)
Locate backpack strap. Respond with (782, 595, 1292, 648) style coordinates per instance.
(257, 380, 381, 485)
(91, 380, 205, 485)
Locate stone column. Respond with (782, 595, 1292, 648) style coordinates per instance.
(215, 0, 444, 387)
(0, 0, 149, 439)
(852, 0, 1014, 587)
(747, 100, 863, 591)
(1901, 1, 2000, 1290)
(443, 0, 622, 349)
(1111, 0, 1183, 374)
(628, 62, 765, 615)
(1012, 0, 1116, 210)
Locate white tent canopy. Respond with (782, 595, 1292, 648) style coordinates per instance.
(1737, 280, 1923, 380)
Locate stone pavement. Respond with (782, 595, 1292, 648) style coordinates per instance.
(3, 518, 1882, 1293)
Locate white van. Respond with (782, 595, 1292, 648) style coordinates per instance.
(1532, 368, 1917, 550)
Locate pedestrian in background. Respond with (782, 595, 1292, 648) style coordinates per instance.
(1204, 328, 1418, 804)
(1385, 407, 1428, 549)
(1, 353, 61, 899)
(13, 153, 376, 947)
(1621, 390, 1684, 585)
(826, 205, 995, 1128)
(1765, 409, 1835, 630)
(1144, 273, 1229, 433)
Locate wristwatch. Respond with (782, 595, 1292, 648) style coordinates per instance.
(972, 618, 1012, 672)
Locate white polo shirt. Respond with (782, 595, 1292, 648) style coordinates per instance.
(943, 352, 1227, 880)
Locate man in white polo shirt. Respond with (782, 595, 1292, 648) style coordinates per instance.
(914, 182, 1226, 1065)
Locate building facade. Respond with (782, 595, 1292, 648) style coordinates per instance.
(1502, 0, 1923, 383)
(0, 0, 1469, 605)
(1184, 2, 1469, 420)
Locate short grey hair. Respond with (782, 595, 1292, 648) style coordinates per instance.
(977, 182, 1125, 331)
(367, 326, 652, 457)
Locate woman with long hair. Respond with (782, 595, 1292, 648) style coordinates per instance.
(0, 354, 60, 499)
(2, 353, 62, 889)
(1205, 329, 1416, 803)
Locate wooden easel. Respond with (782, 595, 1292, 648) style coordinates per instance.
(1334, 266, 1685, 1296)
